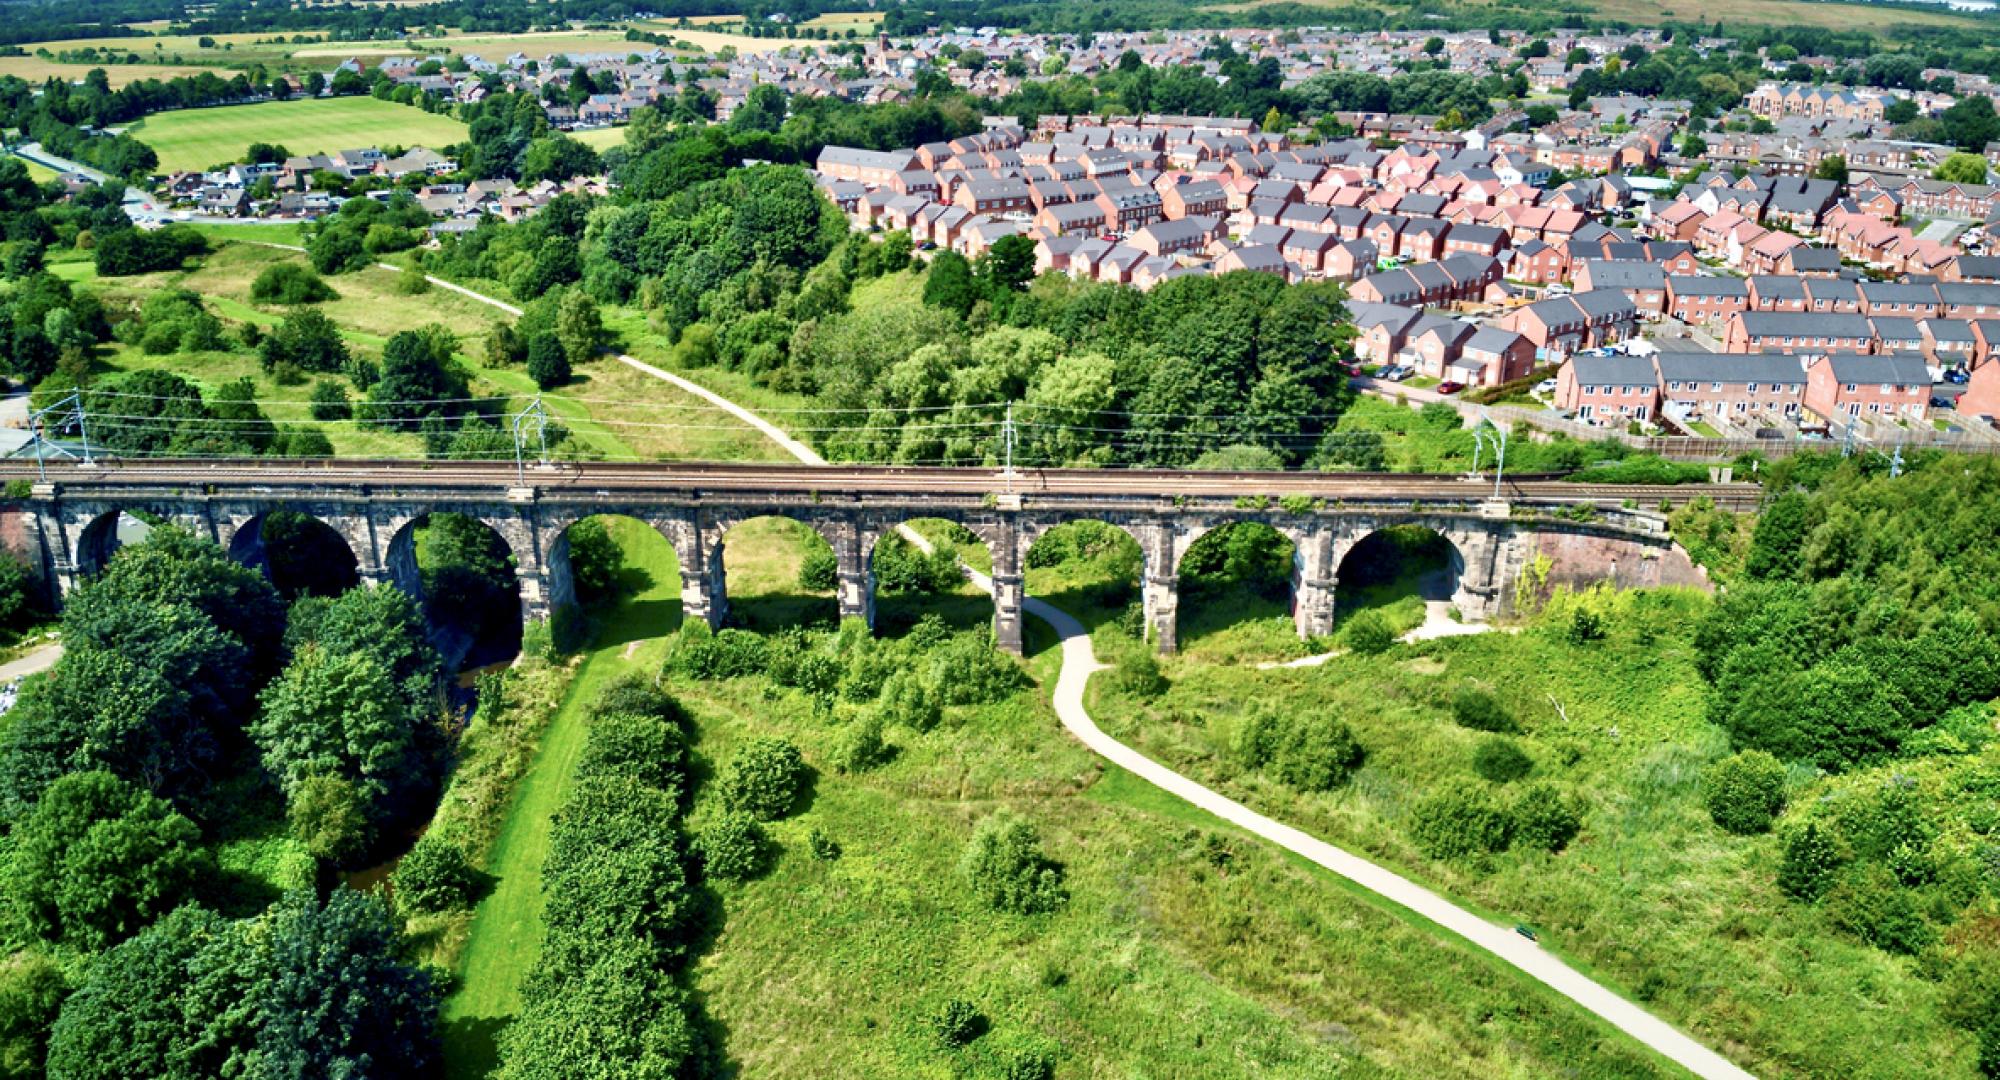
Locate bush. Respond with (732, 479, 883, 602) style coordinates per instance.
(577, 712, 686, 795)
(1702, 750, 1788, 835)
(1110, 649, 1168, 699)
(1472, 736, 1533, 783)
(1342, 609, 1396, 654)
(1827, 864, 1936, 955)
(1778, 821, 1842, 901)
(959, 812, 1066, 915)
(1270, 714, 1366, 792)
(797, 547, 837, 591)
(664, 624, 767, 679)
(717, 738, 808, 821)
(526, 332, 571, 390)
(307, 379, 352, 421)
(1565, 609, 1606, 645)
(250, 262, 337, 304)
(1407, 779, 1513, 859)
(1511, 783, 1583, 852)
(1449, 687, 1517, 733)
(829, 713, 891, 773)
(393, 836, 477, 913)
(806, 828, 841, 861)
(879, 669, 942, 732)
(925, 998, 986, 1047)
(697, 811, 769, 882)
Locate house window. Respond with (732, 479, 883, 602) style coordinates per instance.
(1845, 383, 1857, 392)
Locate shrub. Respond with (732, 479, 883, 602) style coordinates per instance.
(925, 998, 986, 1047)
(717, 738, 808, 821)
(797, 547, 837, 591)
(1511, 783, 1583, 852)
(1111, 649, 1168, 699)
(880, 669, 942, 732)
(920, 633, 1027, 706)
(1472, 737, 1533, 783)
(1565, 609, 1606, 645)
(959, 812, 1066, 915)
(394, 265, 431, 295)
(664, 624, 768, 679)
(289, 773, 373, 864)
(1777, 821, 1842, 902)
(577, 712, 686, 794)
(393, 835, 477, 913)
(697, 811, 769, 882)
(829, 713, 891, 773)
(1343, 610, 1396, 654)
(250, 262, 337, 304)
(1449, 687, 1517, 733)
(1407, 779, 1513, 860)
(806, 828, 841, 861)
(1270, 714, 1366, 792)
(308, 379, 352, 421)
(1827, 864, 1936, 955)
(1702, 750, 1788, 835)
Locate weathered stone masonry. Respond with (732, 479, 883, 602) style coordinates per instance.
(16, 479, 1706, 655)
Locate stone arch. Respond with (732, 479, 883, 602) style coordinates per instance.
(704, 513, 842, 633)
(866, 516, 994, 638)
(69, 506, 177, 579)
(224, 509, 361, 600)
(1333, 521, 1472, 631)
(383, 511, 524, 671)
(1172, 520, 1303, 654)
(1021, 514, 1153, 643)
(542, 511, 685, 645)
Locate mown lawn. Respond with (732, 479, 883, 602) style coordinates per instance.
(126, 96, 469, 172)
(441, 517, 684, 1078)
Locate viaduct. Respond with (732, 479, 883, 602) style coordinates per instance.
(2, 460, 1746, 653)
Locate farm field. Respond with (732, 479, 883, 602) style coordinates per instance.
(125, 96, 469, 172)
(291, 30, 639, 61)
(567, 125, 627, 151)
(0, 55, 244, 86)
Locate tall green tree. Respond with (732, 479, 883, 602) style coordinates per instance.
(10, 771, 209, 950)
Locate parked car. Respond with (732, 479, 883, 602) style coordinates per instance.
(1533, 378, 1558, 395)
(1437, 381, 1465, 394)
(1932, 395, 1955, 409)
(1385, 366, 1414, 382)
(1944, 368, 1969, 384)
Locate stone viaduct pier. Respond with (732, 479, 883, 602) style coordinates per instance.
(3, 460, 1741, 653)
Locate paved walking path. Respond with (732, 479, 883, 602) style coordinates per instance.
(0, 643, 61, 683)
(264, 246, 1751, 1079)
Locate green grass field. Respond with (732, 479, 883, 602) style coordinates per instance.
(126, 96, 469, 172)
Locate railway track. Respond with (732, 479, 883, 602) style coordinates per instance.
(0, 459, 1765, 511)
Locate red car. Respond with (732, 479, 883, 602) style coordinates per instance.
(1437, 381, 1465, 395)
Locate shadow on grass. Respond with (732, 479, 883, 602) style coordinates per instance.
(874, 590, 994, 637)
(725, 592, 837, 633)
(1173, 587, 1296, 653)
(590, 597, 684, 651)
(442, 1014, 511, 1080)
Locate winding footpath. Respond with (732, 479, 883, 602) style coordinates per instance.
(321, 251, 1752, 1079)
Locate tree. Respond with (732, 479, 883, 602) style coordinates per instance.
(253, 643, 425, 830)
(1407, 779, 1513, 859)
(306, 226, 368, 275)
(553, 289, 603, 364)
(959, 812, 1066, 915)
(499, 947, 700, 1079)
(1702, 750, 1788, 834)
(393, 836, 477, 914)
(44, 906, 259, 1080)
(288, 774, 373, 864)
(1342, 609, 1396, 654)
(308, 379, 351, 421)
(1472, 736, 1533, 783)
(718, 738, 808, 821)
(526, 332, 571, 390)
(1933, 151, 1989, 184)
(1744, 490, 1807, 580)
(976, 234, 1036, 293)
(0, 950, 64, 1080)
(253, 889, 441, 1078)
(11, 771, 209, 950)
(1813, 154, 1848, 183)
(564, 519, 626, 605)
(922, 250, 978, 317)
(260, 308, 350, 374)
(369, 326, 470, 423)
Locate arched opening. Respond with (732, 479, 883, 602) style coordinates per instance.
(716, 516, 837, 632)
(1024, 519, 1143, 637)
(227, 511, 360, 601)
(548, 513, 682, 650)
(1174, 522, 1299, 658)
(73, 509, 155, 577)
(870, 518, 990, 636)
(1335, 526, 1464, 638)
(386, 513, 522, 671)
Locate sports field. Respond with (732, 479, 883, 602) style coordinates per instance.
(126, 96, 469, 172)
